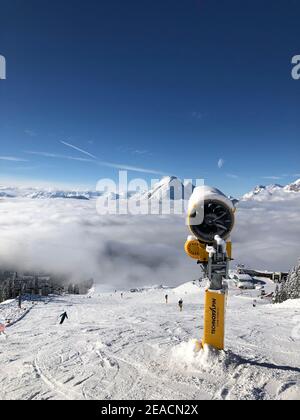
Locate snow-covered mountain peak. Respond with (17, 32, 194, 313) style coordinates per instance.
(284, 179, 300, 192)
(144, 176, 193, 201)
(158, 175, 178, 185)
(242, 179, 300, 201)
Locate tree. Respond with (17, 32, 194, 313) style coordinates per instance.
(274, 259, 300, 303)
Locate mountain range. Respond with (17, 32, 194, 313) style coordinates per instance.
(0, 177, 194, 202)
(1, 177, 300, 203)
(241, 179, 300, 201)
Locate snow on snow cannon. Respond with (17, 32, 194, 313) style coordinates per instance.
(185, 186, 236, 351)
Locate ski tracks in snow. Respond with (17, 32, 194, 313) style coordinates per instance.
(0, 287, 299, 400)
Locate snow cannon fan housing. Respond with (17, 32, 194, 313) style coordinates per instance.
(187, 186, 235, 245)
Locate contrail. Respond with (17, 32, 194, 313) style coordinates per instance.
(97, 161, 166, 176)
(60, 140, 98, 159)
(61, 140, 167, 176)
(0, 156, 28, 162)
(25, 151, 93, 162)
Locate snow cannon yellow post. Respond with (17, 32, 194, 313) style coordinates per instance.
(185, 186, 236, 351)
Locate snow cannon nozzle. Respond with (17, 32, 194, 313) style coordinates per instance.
(187, 185, 235, 245)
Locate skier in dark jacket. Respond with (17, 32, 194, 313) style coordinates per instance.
(59, 311, 68, 325)
(178, 299, 183, 312)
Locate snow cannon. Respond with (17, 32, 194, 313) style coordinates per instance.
(187, 186, 235, 245)
(185, 185, 236, 351)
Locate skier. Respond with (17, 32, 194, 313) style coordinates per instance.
(0, 319, 7, 339)
(178, 299, 183, 312)
(59, 311, 68, 325)
(253, 299, 257, 308)
(121, 293, 123, 299)
(165, 294, 168, 304)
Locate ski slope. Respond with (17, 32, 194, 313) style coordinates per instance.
(0, 281, 299, 400)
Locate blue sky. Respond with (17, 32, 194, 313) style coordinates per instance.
(0, 0, 300, 196)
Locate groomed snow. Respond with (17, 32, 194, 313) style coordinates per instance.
(0, 281, 299, 400)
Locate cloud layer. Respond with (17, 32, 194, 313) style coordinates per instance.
(0, 196, 299, 290)
(0, 198, 199, 289)
(233, 196, 300, 271)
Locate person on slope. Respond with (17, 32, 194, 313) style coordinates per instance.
(178, 299, 183, 312)
(59, 311, 68, 325)
(165, 294, 168, 304)
(0, 318, 7, 339)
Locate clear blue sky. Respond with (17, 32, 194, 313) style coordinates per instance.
(0, 0, 300, 196)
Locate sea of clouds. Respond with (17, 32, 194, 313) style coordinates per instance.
(0, 195, 299, 289)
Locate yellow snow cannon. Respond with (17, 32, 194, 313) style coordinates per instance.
(185, 186, 236, 351)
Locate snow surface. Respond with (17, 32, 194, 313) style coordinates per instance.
(0, 298, 34, 326)
(0, 281, 299, 400)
